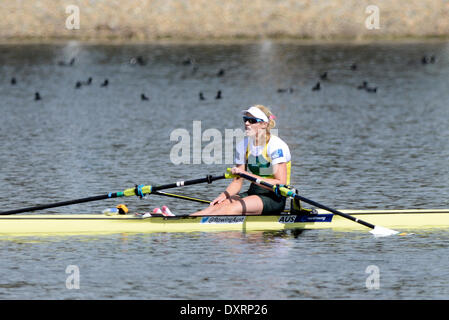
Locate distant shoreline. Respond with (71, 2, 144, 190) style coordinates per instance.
(0, 36, 448, 46)
(2, 0, 448, 43)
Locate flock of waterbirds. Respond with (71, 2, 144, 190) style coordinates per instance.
(7, 53, 436, 101)
(7, 55, 224, 102)
(278, 54, 437, 95)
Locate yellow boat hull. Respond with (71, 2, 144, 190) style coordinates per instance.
(1, 209, 449, 237)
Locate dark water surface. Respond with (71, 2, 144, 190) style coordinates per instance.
(0, 40, 448, 299)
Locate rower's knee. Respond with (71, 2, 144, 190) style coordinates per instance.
(216, 196, 241, 207)
(226, 198, 247, 214)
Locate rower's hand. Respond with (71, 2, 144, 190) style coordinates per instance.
(231, 166, 246, 176)
(210, 193, 228, 206)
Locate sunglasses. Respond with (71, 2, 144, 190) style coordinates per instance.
(243, 116, 264, 124)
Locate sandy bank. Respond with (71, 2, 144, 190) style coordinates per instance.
(1, 0, 448, 41)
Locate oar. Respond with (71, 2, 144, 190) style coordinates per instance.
(151, 191, 290, 212)
(0, 174, 228, 215)
(152, 191, 290, 213)
(229, 169, 398, 237)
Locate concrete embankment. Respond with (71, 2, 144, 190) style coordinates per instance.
(1, 0, 448, 41)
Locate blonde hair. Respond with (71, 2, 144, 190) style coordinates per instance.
(252, 104, 276, 142)
(252, 105, 276, 128)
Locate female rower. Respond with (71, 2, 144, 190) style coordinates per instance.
(191, 105, 291, 216)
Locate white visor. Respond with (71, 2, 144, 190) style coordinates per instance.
(241, 106, 269, 122)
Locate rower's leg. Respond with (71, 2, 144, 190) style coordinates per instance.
(190, 195, 263, 216)
(189, 197, 236, 216)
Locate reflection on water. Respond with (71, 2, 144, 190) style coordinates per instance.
(1, 227, 449, 299)
(1, 40, 449, 299)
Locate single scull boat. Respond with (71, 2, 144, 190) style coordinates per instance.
(0, 208, 448, 237)
(1, 170, 445, 237)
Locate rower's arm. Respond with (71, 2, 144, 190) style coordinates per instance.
(263, 162, 287, 186)
(224, 164, 245, 196)
(210, 164, 245, 206)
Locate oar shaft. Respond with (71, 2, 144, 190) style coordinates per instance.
(292, 194, 375, 229)
(151, 175, 226, 192)
(235, 171, 376, 230)
(0, 174, 226, 215)
(0, 194, 114, 215)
